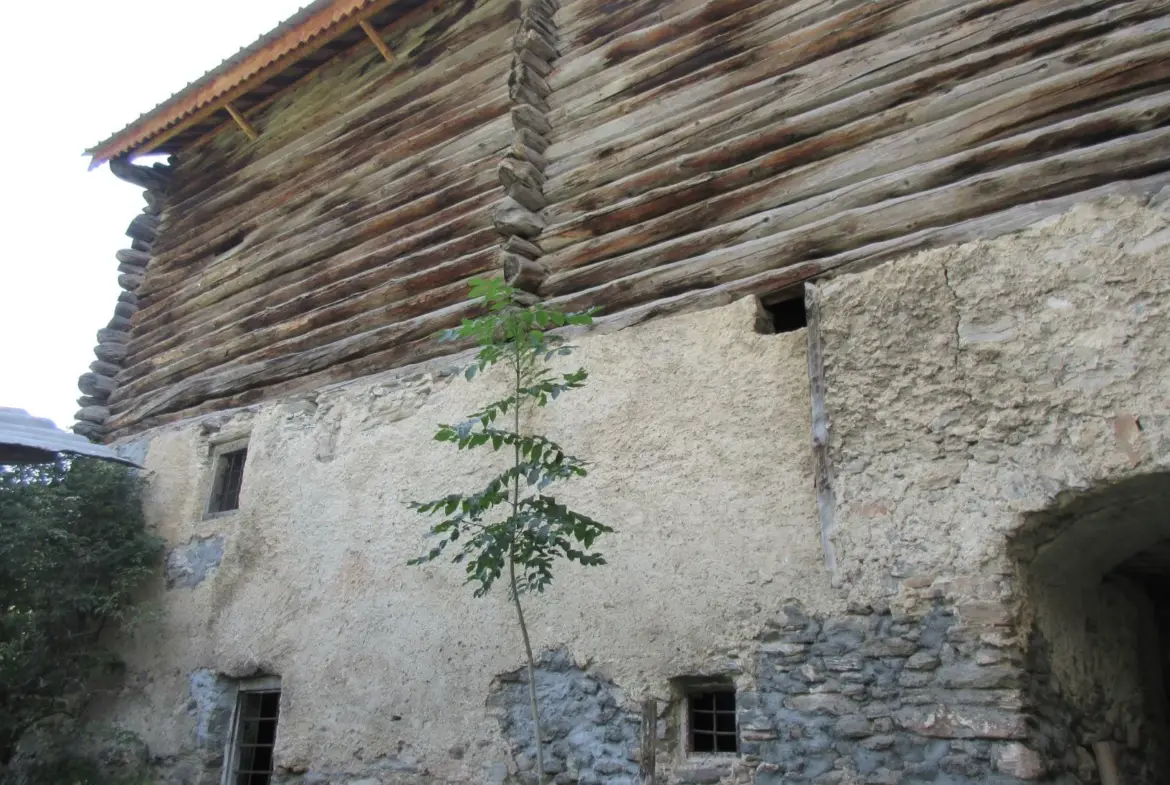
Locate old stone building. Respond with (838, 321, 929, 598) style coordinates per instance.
(69, 0, 1169, 783)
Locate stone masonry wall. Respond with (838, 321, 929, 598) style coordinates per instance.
(740, 602, 1044, 785)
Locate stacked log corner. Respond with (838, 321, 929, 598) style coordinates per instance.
(493, 0, 558, 295)
(73, 158, 171, 442)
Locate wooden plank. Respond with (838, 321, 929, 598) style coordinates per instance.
(638, 698, 657, 785)
(804, 282, 839, 585)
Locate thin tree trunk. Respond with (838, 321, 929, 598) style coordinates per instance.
(510, 319, 545, 783)
(510, 557, 545, 783)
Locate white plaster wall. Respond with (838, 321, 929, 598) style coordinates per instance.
(97, 298, 831, 780)
(817, 194, 1170, 609)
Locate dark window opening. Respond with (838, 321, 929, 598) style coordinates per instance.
(208, 448, 247, 514)
(762, 296, 808, 334)
(231, 687, 281, 785)
(689, 691, 738, 754)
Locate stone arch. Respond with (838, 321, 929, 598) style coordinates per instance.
(1010, 470, 1170, 784)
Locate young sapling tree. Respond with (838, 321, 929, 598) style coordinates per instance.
(409, 278, 611, 783)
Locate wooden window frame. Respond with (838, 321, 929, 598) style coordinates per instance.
(203, 436, 250, 519)
(220, 676, 282, 785)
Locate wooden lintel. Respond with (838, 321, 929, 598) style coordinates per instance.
(224, 103, 259, 141)
(360, 20, 396, 63)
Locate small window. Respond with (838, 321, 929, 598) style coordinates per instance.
(689, 691, 738, 754)
(208, 447, 247, 514)
(761, 296, 807, 333)
(226, 679, 281, 785)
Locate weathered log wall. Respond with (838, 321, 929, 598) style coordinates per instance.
(537, 0, 1170, 319)
(101, 0, 1170, 436)
(104, 0, 523, 434)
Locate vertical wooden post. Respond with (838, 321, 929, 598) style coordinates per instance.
(1093, 741, 1123, 785)
(805, 282, 840, 585)
(638, 698, 657, 785)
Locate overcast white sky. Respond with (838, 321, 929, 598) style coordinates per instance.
(0, 0, 306, 428)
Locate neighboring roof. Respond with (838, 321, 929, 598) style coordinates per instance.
(0, 408, 142, 467)
(86, 0, 401, 168)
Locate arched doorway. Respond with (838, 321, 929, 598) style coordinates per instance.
(1012, 472, 1170, 783)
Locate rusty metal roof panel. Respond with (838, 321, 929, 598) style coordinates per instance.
(86, 0, 393, 167)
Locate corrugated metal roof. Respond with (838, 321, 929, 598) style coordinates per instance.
(86, 0, 395, 168)
(0, 408, 142, 467)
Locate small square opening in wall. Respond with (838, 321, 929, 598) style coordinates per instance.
(225, 678, 281, 785)
(761, 295, 808, 334)
(689, 690, 738, 754)
(207, 447, 247, 515)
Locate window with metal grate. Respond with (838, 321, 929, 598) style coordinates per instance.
(689, 691, 738, 754)
(208, 447, 247, 514)
(227, 683, 281, 785)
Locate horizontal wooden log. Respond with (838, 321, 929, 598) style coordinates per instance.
(507, 181, 548, 212)
(519, 30, 558, 62)
(129, 202, 501, 359)
(113, 299, 483, 423)
(130, 239, 152, 253)
(517, 46, 553, 77)
(78, 373, 116, 398)
(502, 234, 543, 258)
(504, 253, 549, 291)
(545, 0, 1146, 196)
(154, 26, 517, 266)
(94, 343, 129, 364)
(510, 65, 552, 98)
(97, 328, 129, 345)
(509, 84, 550, 113)
(512, 104, 551, 135)
(515, 126, 550, 154)
(125, 214, 159, 244)
(110, 156, 171, 192)
(143, 189, 165, 215)
(546, 126, 1170, 316)
(72, 421, 105, 442)
(89, 360, 122, 377)
(144, 113, 510, 297)
(118, 273, 144, 291)
(135, 160, 503, 321)
(108, 333, 477, 437)
(545, 0, 1167, 216)
(75, 406, 111, 424)
(118, 291, 137, 306)
(493, 198, 545, 238)
(511, 140, 548, 169)
(539, 40, 1170, 276)
(108, 314, 132, 331)
(116, 248, 497, 399)
(579, 170, 1170, 335)
(115, 248, 150, 267)
(77, 396, 103, 408)
(499, 157, 546, 190)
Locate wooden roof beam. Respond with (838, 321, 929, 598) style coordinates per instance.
(360, 20, 396, 63)
(225, 103, 260, 141)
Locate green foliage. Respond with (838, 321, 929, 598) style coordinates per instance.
(410, 278, 611, 597)
(0, 458, 162, 762)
